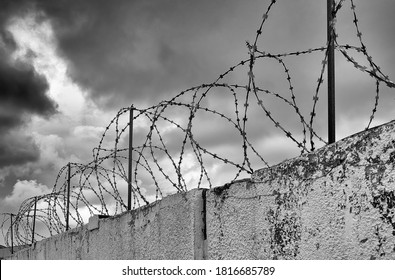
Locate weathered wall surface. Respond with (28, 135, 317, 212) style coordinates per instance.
(9, 189, 205, 260)
(207, 121, 395, 259)
(8, 121, 395, 260)
(0, 245, 28, 260)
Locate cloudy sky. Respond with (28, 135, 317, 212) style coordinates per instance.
(1, 0, 395, 244)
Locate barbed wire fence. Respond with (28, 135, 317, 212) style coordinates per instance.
(1, 0, 395, 248)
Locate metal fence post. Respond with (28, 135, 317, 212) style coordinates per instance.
(327, 0, 336, 143)
(66, 162, 71, 231)
(31, 197, 37, 244)
(10, 213, 14, 254)
(128, 105, 134, 211)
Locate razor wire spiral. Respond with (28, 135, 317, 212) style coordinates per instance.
(2, 0, 395, 247)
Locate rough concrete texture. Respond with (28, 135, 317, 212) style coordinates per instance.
(10, 189, 206, 260)
(206, 121, 395, 259)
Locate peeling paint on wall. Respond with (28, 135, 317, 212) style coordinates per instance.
(207, 120, 395, 259)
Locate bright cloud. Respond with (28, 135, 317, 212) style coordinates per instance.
(3, 180, 51, 207)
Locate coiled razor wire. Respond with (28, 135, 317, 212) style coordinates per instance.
(2, 0, 395, 247)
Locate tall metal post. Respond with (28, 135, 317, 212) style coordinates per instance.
(10, 213, 14, 254)
(127, 106, 134, 211)
(327, 0, 336, 143)
(66, 162, 71, 231)
(31, 197, 37, 244)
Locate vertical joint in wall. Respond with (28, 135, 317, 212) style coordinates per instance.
(194, 189, 207, 260)
(202, 189, 207, 259)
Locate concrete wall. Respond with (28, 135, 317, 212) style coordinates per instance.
(207, 121, 395, 259)
(0, 245, 28, 260)
(9, 189, 205, 260)
(8, 121, 395, 260)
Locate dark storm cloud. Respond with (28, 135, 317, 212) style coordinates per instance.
(0, 59, 57, 119)
(0, 135, 40, 169)
(0, 0, 58, 168)
(0, 55, 57, 166)
(7, 0, 248, 108)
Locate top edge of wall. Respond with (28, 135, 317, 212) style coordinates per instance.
(252, 119, 395, 181)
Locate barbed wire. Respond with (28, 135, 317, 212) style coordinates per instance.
(2, 0, 394, 248)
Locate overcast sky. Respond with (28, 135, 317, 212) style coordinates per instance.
(1, 0, 395, 245)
